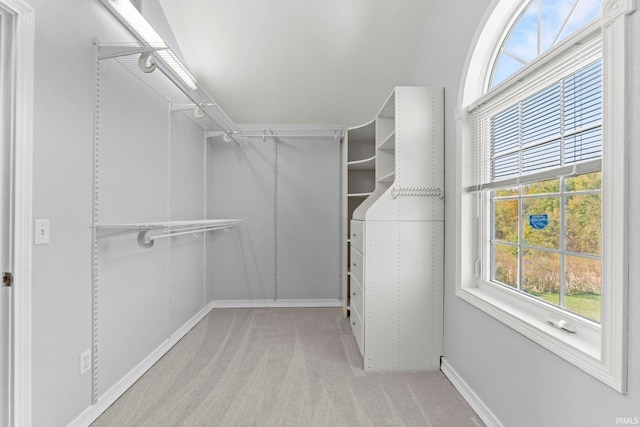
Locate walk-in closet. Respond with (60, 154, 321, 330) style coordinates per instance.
(2, 0, 639, 426)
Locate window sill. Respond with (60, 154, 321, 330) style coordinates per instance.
(456, 280, 622, 390)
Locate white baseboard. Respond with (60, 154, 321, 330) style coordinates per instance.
(440, 358, 504, 427)
(209, 299, 344, 308)
(67, 304, 214, 427)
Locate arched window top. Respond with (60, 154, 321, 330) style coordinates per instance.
(490, 0, 602, 88)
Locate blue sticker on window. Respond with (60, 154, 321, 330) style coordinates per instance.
(529, 214, 548, 230)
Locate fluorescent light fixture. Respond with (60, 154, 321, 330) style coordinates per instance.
(103, 0, 198, 91)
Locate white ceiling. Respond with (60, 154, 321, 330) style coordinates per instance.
(156, 0, 435, 125)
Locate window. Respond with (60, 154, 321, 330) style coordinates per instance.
(492, 172, 603, 322)
(457, 0, 633, 393)
(488, 60, 603, 322)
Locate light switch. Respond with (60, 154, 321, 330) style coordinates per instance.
(34, 219, 50, 245)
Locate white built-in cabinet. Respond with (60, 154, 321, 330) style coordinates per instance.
(342, 86, 444, 371)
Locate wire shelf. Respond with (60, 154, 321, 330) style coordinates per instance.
(98, 44, 354, 143)
(97, 42, 239, 135)
(233, 124, 348, 140)
(94, 219, 242, 248)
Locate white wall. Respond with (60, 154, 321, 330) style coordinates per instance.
(206, 137, 342, 306)
(31, 1, 117, 424)
(405, 1, 640, 426)
(28, 0, 208, 425)
(96, 56, 172, 399)
(206, 139, 274, 302)
(168, 113, 207, 334)
(275, 139, 341, 301)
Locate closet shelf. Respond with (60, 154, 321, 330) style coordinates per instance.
(377, 131, 396, 151)
(348, 155, 376, 170)
(378, 92, 396, 119)
(96, 41, 239, 137)
(230, 124, 346, 141)
(96, 43, 348, 142)
(348, 192, 373, 198)
(94, 219, 242, 248)
(377, 171, 396, 184)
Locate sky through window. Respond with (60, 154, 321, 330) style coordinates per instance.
(490, 0, 602, 88)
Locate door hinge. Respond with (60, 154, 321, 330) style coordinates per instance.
(2, 272, 13, 287)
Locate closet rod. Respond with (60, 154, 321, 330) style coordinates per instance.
(95, 219, 242, 240)
(147, 55, 239, 137)
(137, 224, 239, 248)
(209, 126, 346, 141)
(96, 41, 240, 137)
(98, 0, 240, 136)
(240, 133, 345, 140)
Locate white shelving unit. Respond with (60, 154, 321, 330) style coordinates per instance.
(344, 121, 376, 239)
(342, 86, 444, 372)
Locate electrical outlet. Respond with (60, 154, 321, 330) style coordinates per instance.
(80, 350, 91, 375)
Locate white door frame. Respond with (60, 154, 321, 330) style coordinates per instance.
(0, 1, 34, 426)
(1, 9, 11, 424)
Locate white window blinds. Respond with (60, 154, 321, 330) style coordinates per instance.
(468, 29, 603, 191)
(490, 61, 602, 184)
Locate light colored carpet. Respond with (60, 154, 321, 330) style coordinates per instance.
(91, 308, 484, 427)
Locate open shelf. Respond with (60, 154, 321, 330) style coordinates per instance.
(348, 193, 373, 198)
(377, 131, 396, 151)
(378, 92, 395, 119)
(348, 140, 375, 162)
(376, 148, 395, 182)
(348, 155, 376, 170)
(377, 171, 396, 184)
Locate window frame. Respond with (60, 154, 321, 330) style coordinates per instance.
(455, 0, 633, 393)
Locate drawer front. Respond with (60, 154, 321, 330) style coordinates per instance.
(350, 306, 365, 356)
(350, 275, 364, 318)
(350, 246, 364, 286)
(350, 220, 365, 253)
